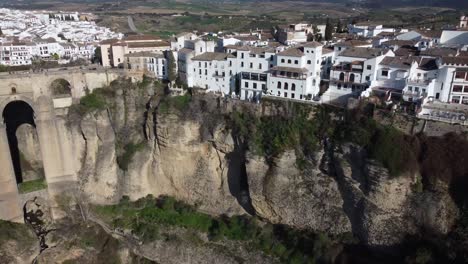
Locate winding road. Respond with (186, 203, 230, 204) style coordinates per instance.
(127, 16, 139, 34)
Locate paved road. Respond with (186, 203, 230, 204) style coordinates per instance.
(127, 16, 139, 33)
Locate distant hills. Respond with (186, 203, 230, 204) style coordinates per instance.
(0, 0, 467, 9)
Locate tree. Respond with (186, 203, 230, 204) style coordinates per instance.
(93, 46, 102, 65)
(325, 19, 333, 41)
(52, 53, 60, 60)
(336, 20, 343, 33)
(166, 51, 177, 83)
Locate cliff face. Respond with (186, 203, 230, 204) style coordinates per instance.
(63, 83, 459, 247)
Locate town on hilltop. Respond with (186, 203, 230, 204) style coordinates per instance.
(1, 8, 468, 125)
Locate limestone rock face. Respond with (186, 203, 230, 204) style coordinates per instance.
(124, 112, 245, 216)
(79, 110, 121, 204)
(247, 150, 352, 235)
(16, 123, 44, 182)
(246, 143, 458, 246)
(63, 90, 458, 248)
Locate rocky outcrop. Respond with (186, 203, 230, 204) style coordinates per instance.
(78, 110, 122, 204)
(62, 88, 458, 247)
(16, 124, 44, 182)
(247, 150, 351, 235)
(246, 143, 458, 246)
(124, 113, 245, 216)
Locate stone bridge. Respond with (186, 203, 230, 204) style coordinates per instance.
(0, 68, 129, 222)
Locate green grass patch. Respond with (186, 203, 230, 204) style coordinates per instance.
(92, 195, 334, 263)
(117, 141, 147, 171)
(18, 178, 47, 194)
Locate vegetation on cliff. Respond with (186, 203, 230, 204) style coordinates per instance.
(93, 195, 339, 264)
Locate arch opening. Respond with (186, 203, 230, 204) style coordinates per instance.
(50, 79, 72, 98)
(2, 100, 43, 184)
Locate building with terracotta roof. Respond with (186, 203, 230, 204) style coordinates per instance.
(100, 35, 170, 68)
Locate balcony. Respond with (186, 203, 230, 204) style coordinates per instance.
(406, 78, 432, 85)
(241, 72, 267, 82)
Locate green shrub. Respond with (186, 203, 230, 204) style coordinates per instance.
(92, 196, 335, 263)
(158, 94, 191, 114)
(78, 90, 107, 113)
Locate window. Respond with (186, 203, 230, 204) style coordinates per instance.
(452, 96, 461, 104)
(337, 83, 342, 89)
(307, 60, 311, 64)
(367, 65, 371, 70)
(270, 56, 274, 61)
(205, 70, 208, 75)
(455, 71, 465, 79)
(245, 82, 249, 88)
(291, 83, 296, 91)
(453, 85, 463, 92)
(281, 59, 285, 63)
(199, 62, 201, 67)
(417, 73, 421, 77)
(241, 53, 244, 59)
(277, 82, 281, 89)
(259, 64, 262, 70)
(463, 97, 468, 105)
(339, 72, 345, 81)
(291, 93, 295, 99)
(253, 83, 257, 89)
(382, 70, 388, 77)
(365, 76, 370, 81)
(199, 69, 202, 74)
(464, 86, 468, 93)
(349, 73, 355, 83)
(229, 61, 232, 66)
(205, 62, 208, 67)
(415, 87, 419, 92)
(294, 60, 298, 64)
(262, 84, 266, 91)
(408, 86, 412, 91)
(241, 62, 244, 67)
(284, 83, 289, 90)
(250, 62, 253, 68)
(284, 92, 288, 97)
(288, 59, 291, 64)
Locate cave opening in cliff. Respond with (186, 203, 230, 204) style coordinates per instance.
(2, 100, 37, 184)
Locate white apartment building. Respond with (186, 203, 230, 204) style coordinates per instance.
(191, 52, 235, 94)
(233, 46, 276, 101)
(0, 42, 33, 65)
(433, 57, 468, 104)
(175, 37, 216, 87)
(401, 57, 439, 103)
(348, 22, 395, 38)
(267, 42, 323, 100)
(323, 47, 394, 103)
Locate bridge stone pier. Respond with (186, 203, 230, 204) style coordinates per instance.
(0, 68, 124, 222)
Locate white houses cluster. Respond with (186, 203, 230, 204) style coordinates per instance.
(0, 8, 122, 66)
(95, 17, 468, 123)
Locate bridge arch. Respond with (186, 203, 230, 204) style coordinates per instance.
(2, 100, 40, 184)
(49, 78, 72, 98)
